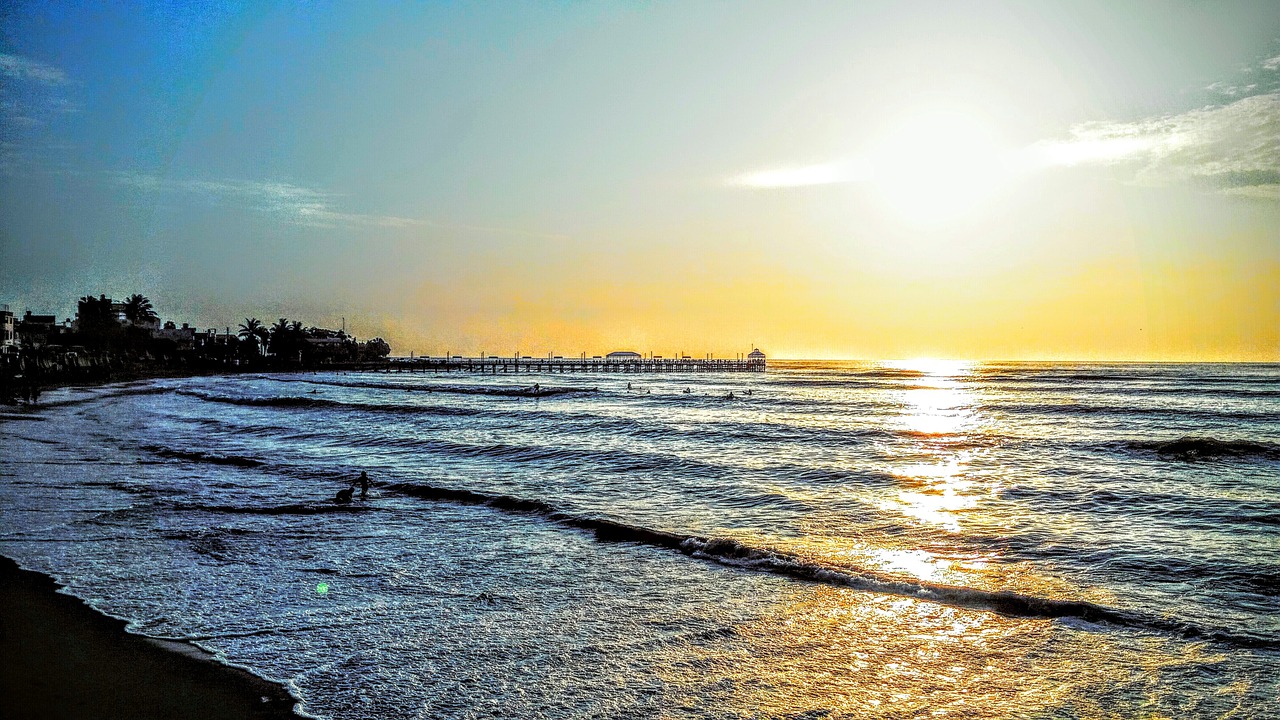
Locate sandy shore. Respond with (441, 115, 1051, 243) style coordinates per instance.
(0, 555, 301, 720)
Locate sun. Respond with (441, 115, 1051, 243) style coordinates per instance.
(862, 108, 1015, 226)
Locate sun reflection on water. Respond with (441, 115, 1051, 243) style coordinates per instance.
(880, 361, 990, 537)
(649, 585, 1214, 719)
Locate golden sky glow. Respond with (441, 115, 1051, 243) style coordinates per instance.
(2, 4, 1277, 360)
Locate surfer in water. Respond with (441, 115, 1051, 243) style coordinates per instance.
(355, 471, 370, 498)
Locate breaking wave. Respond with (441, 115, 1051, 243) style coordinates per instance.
(141, 445, 265, 468)
(271, 376, 594, 398)
(179, 502, 376, 515)
(1122, 436, 1280, 461)
(381, 480, 1280, 650)
(176, 390, 483, 417)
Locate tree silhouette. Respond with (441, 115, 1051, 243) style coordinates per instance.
(269, 318, 304, 360)
(237, 318, 267, 357)
(269, 318, 290, 348)
(75, 295, 120, 345)
(122, 294, 158, 324)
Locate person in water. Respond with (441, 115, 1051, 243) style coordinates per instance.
(355, 471, 370, 498)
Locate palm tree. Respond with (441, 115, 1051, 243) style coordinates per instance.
(238, 318, 264, 355)
(122, 294, 158, 325)
(269, 318, 290, 352)
(269, 318, 304, 359)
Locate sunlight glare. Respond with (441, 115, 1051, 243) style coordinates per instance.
(863, 110, 1014, 226)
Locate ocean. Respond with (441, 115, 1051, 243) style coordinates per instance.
(2, 361, 1278, 718)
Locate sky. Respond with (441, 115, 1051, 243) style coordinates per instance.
(1, 1, 1278, 360)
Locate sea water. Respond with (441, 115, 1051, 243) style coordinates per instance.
(1, 361, 1277, 718)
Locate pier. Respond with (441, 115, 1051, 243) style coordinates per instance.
(377, 355, 766, 374)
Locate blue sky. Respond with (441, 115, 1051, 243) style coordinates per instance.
(2, 2, 1278, 358)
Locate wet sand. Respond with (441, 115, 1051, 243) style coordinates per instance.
(0, 555, 300, 720)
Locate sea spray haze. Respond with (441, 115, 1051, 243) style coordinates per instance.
(2, 361, 1278, 718)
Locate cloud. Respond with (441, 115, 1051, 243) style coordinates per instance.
(1030, 50, 1280, 200)
(0, 53, 78, 151)
(111, 172, 569, 238)
(727, 162, 864, 189)
(0, 53, 68, 85)
(1033, 93, 1280, 197)
(112, 172, 416, 228)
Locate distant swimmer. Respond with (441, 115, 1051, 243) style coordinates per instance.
(627, 382, 632, 391)
(726, 391, 735, 400)
(745, 389, 753, 396)
(334, 487, 354, 504)
(355, 471, 370, 498)
(683, 387, 692, 394)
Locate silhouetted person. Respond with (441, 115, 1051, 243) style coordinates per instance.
(334, 487, 353, 503)
(355, 471, 370, 498)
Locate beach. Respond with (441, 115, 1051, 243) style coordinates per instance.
(0, 555, 299, 719)
(1, 364, 1277, 718)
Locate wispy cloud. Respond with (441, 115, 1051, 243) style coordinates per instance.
(113, 172, 424, 228)
(727, 162, 865, 189)
(0, 53, 68, 85)
(112, 172, 568, 238)
(1033, 53, 1280, 200)
(0, 53, 79, 164)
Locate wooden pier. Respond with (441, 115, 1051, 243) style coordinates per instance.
(376, 356, 766, 374)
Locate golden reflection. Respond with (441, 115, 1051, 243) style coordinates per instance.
(884, 360, 984, 534)
(886, 360, 976, 437)
(882, 454, 981, 534)
(649, 584, 1223, 719)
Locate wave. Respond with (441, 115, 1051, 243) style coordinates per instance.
(380, 480, 1279, 650)
(180, 387, 944, 464)
(998, 482, 1280, 528)
(0, 412, 45, 422)
(177, 390, 483, 417)
(32, 384, 174, 410)
(1123, 436, 1280, 461)
(980, 401, 1273, 422)
(272, 376, 594, 398)
(141, 445, 265, 468)
(179, 502, 376, 515)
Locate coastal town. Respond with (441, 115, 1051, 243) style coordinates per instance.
(1, 294, 391, 403)
(2, 294, 769, 404)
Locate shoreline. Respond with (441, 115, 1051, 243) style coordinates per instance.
(1, 360, 390, 406)
(0, 554, 302, 720)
